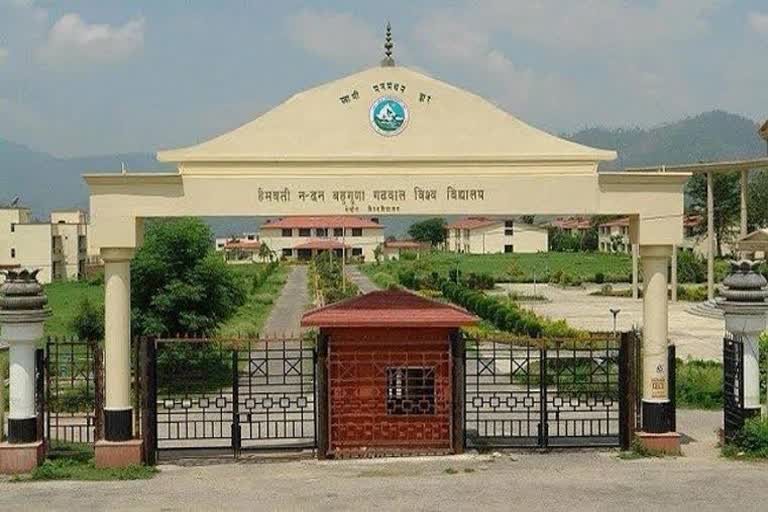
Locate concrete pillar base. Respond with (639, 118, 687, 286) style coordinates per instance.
(94, 439, 143, 469)
(635, 432, 681, 456)
(0, 440, 45, 474)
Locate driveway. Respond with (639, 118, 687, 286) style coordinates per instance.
(260, 266, 310, 336)
(345, 266, 379, 294)
(2, 410, 765, 511)
(499, 283, 725, 361)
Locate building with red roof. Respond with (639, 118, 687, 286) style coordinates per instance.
(259, 216, 384, 261)
(301, 290, 477, 458)
(446, 217, 548, 255)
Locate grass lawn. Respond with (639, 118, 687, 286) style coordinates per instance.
(364, 251, 634, 284)
(217, 263, 289, 337)
(44, 280, 104, 338)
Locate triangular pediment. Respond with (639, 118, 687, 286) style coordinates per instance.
(158, 66, 615, 164)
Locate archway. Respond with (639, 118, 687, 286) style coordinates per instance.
(84, 61, 688, 459)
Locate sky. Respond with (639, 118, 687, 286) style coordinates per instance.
(1, 0, 768, 158)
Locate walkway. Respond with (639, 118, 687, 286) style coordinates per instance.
(2, 411, 765, 511)
(260, 266, 310, 336)
(345, 266, 379, 294)
(499, 283, 725, 361)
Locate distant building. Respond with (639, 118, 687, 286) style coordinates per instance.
(598, 217, 631, 253)
(0, 207, 88, 284)
(214, 234, 263, 264)
(258, 216, 384, 261)
(446, 217, 548, 254)
(549, 217, 592, 237)
(382, 239, 430, 260)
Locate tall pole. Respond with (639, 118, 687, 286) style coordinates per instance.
(631, 243, 639, 300)
(706, 170, 715, 301)
(741, 168, 749, 236)
(671, 245, 678, 303)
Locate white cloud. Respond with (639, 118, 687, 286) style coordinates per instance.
(0, 48, 8, 64)
(285, 8, 380, 65)
(38, 13, 145, 65)
(748, 11, 768, 36)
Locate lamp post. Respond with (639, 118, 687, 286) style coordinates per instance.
(0, 269, 50, 474)
(609, 308, 621, 335)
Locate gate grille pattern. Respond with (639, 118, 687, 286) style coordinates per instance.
(465, 337, 622, 448)
(723, 335, 744, 443)
(152, 336, 315, 457)
(45, 338, 101, 444)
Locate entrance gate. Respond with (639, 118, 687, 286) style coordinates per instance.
(464, 334, 633, 449)
(723, 335, 745, 443)
(143, 336, 316, 460)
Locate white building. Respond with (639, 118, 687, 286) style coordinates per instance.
(258, 216, 384, 261)
(0, 207, 88, 284)
(446, 217, 548, 254)
(382, 240, 429, 260)
(214, 234, 263, 264)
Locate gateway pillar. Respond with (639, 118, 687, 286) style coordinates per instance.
(636, 245, 680, 454)
(718, 260, 768, 419)
(96, 248, 143, 467)
(0, 270, 49, 474)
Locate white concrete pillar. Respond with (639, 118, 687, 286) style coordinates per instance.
(4, 323, 41, 437)
(706, 170, 715, 301)
(640, 245, 674, 433)
(740, 169, 749, 239)
(631, 244, 639, 300)
(671, 245, 678, 303)
(102, 248, 134, 441)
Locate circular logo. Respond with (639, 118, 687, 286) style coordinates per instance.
(370, 96, 408, 136)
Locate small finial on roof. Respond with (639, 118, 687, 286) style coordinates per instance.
(381, 21, 394, 67)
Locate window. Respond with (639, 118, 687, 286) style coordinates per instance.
(386, 367, 435, 415)
(352, 247, 363, 256)
(333, 227, 344, 237)
(504, 220, 514, 236)
(10, 248, 16, 258)
(246, 234, 255, 240)
(504, 244, 514, 253)
(281, 228, 292, 237)
(351, 228, 362, 237)
(298, 228, 311, 237)
(316, 228, 328, 237)
(10, 224, 14, 233)
(217, 243, 224, 248)
(282, 248, 293, 257)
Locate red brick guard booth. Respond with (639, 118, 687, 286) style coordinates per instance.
(301, 290, 478, 458)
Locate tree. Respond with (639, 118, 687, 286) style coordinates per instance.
(70, 297, 104, 341)
(686, 172, 740, 257)
(408, 218, 447, 246)
(373, 243, 383, 264)
(131, 218, 247, 336)
(258, 242, 274, 262)
(748, 170, 768, 231)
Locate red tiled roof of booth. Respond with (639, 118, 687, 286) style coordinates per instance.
(447, 217, 501, 230)
(262, 216, 383, 229)
(293, 239, 349, 250)
(301, 290, 479, 328)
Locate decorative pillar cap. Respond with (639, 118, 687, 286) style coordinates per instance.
(717, 259, 768, 310)
(0, 269, 51, 323)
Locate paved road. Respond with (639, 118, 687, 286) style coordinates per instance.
(3, 410, 767, 511)
(260, 266, 310, 336)
(345, 265, 379, 294)
(498, 283, 725, 361)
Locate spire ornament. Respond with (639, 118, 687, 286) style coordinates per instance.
(381, 22, 395, 67)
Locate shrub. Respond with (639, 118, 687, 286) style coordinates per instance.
(400, 250, 418, 261)
(373, 272, 398, 289)
(675, 358, 722, 409)
(594, 272, 605, 284)
(466, 272, 495, 290)
(397, 269, 419, 289)
(70, 297, 104, 342)
(156, 342, 231, 394)
(732, 417, 768, 458)
(676, 250, 706, 283)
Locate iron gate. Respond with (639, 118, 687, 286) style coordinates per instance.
(145, 336, 316, 459)
(464, 335, 629, 449)
(723, 335, 744, 443)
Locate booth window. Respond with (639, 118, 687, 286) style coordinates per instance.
(386, 367, 435, 415)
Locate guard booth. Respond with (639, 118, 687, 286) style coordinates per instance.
(302, 290, 477, 458)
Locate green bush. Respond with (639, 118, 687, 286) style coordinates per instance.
(676, 249, 706, 283)
(70, 297, 104, 342)
(594, 272, 605, 284)
(466, 272, 495, 290)
(732, 417, 768, 458)
(675, 358, 722, 409)
(373, 272, 398, 289)
(400, 250, 418, 261)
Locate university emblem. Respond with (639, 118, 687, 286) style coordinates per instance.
(370, 96, 408, 136)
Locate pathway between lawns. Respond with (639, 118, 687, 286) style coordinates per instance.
(260, 265, 310, 336)
(344, 265, 379, 294)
